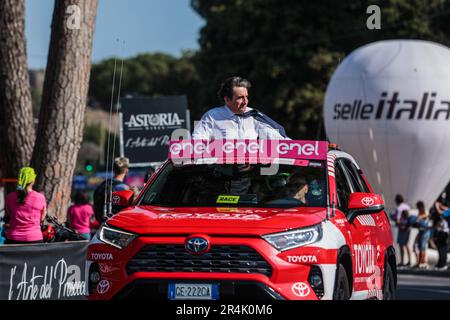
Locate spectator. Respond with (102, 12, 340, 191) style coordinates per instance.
(435, 197, 450, 222)
(396, 209, 412, 267)
(414, 201, 432, 269)
(393, 194, 412, 266)
(93, 157, 130, 223)
(4, 167, 46, 244)
(433, 199, 449, 270)
(67, 189, 94, 240)
(394, 194, 411, 222)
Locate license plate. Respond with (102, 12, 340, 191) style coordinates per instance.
(168, 283, 219, 300)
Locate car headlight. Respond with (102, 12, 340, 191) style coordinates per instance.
(99, 225, 136, 249)
(262, 224, 322, 251)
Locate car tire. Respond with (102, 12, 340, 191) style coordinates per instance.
(333, 264, 350, 300)
(382, 263, 396, 300)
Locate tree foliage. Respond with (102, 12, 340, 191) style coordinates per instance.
(191, 0, 450, 139)
(89, 51, 202, 116)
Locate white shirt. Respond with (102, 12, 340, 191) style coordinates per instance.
(192, 106, 287, 140)
(396, 202, 411, 221)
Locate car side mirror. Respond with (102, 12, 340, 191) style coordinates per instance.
(347, 192, 384, 224)
(111, 190, 134, 214)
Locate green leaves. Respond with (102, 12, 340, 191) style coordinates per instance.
(88, 0, 450, 140)
(89, 52, 202, 114)
(191, 0, 450, 139)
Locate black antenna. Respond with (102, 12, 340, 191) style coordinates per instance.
(335, 55, 341, 145)
(332, 198, 336, 217)
(103, 56, 118, 222)
(326, 192, 330, 220)
(107, 47, 125, 219)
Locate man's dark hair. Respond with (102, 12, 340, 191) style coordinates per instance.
(288, 175, 308, 189)
(218, 76, 251, 101)
(113, 157, 129, 175)
(395, 194, 404, 205)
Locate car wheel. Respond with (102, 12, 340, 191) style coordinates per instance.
(333, 264, 350, 300)
(382, 263, 396, 300)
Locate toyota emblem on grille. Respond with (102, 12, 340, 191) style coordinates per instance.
(185, 237, 210, 255)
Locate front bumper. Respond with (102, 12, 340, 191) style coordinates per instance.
(112, 280, 284, 300)
(86, 234, 338, 300)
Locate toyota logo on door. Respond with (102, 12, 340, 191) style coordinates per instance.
(185, 235, 211, 255)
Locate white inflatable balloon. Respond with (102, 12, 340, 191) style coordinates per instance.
(324, 40, 450, 210)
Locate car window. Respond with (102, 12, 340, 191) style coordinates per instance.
(348, 161, 370, 193)
(140, 162, 327, 208)
(339, 159, 362, 192)
(334, 162, 352, 213)
(340, 159, 370, 193)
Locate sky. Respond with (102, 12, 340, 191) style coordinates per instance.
(25, 0, 205, 69)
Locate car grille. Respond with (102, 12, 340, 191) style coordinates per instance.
(126, 244, 272, 277)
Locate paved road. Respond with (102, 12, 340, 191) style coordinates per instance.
(397, 274, 450, 299)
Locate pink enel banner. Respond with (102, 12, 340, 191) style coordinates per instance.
(168, 140, 328, 162)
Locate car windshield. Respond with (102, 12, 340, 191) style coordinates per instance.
(139, 161, 327, 208)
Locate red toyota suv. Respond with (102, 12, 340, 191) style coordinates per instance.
(86, 140, 396, 300)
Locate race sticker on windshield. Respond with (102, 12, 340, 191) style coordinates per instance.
(216, 195, 240, 204)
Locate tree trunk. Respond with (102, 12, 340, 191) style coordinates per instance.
(32, 0, 98, 220)
(0, 0, 36, 190)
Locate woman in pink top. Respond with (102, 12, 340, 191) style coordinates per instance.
(67, 189, 94, 240)
(5, 167, 47, 244)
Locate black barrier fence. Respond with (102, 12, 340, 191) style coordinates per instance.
(0, 241, 88, 300)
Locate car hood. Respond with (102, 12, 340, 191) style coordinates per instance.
(106, 206, 327, 236)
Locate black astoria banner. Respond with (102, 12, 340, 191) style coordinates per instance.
(120, 96, 189, 166)
(0, 242, 88, 300)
